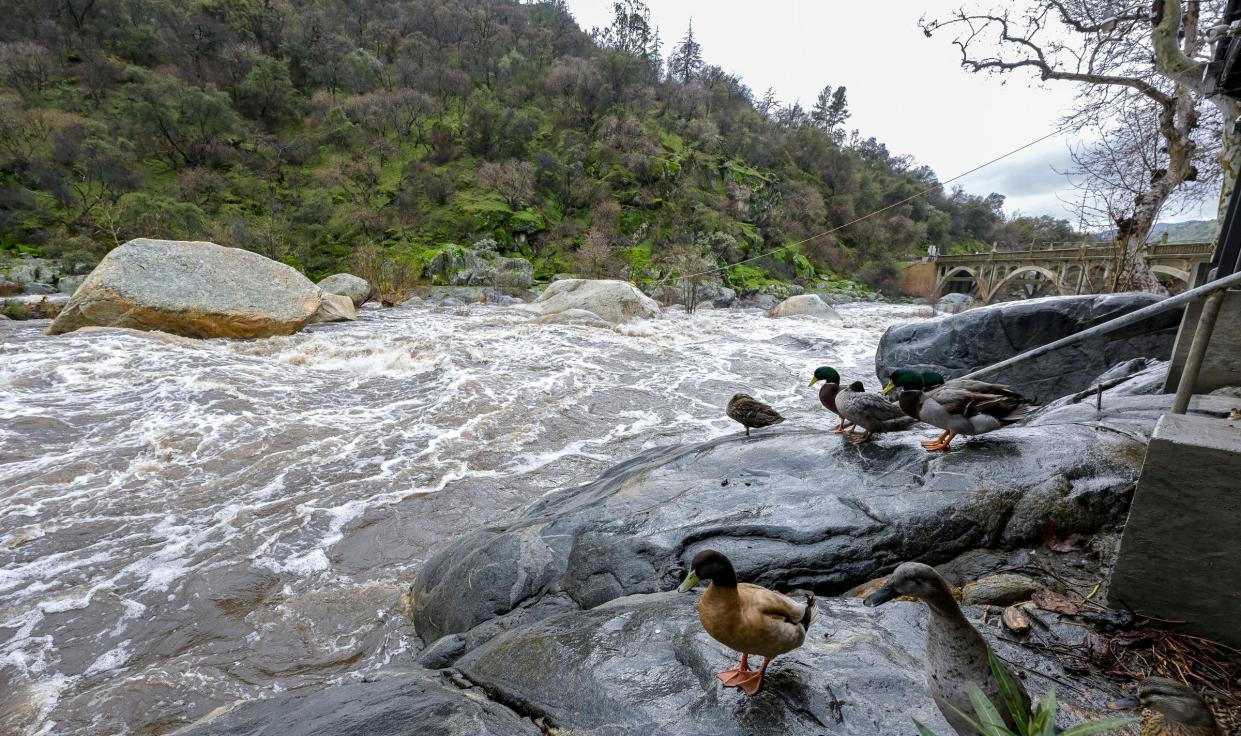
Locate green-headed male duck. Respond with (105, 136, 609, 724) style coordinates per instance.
(1109, 677, 1224, 736)
(865, 562, 1031, 736)
(726, 393, 785, 437)
(835, 381, 916, 444)
(808, 366, 855, 434)
(883, 368, 1035, 451)
(679, 550, 815, 695)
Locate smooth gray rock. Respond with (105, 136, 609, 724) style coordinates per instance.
(410, 399, 1152, 647)
(181, 667, 540, 736)
(959, 573, 1043, 606)
(518, 279, 660, 324)
(57, 275, 86, 295)
(875, 293, 1182, 401)
(426, 247, 492, 286)
(454, 592, 1112, 735)
(47, 239, 322, 339)
(768, 293, 843, 320)
(316, 273, 372, 307)
(308, 291, 358, 323)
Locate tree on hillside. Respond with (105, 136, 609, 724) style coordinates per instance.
(923, 0, 1235, 291)
(810, 84, 849, 134)
(593, 0, 660, 74)
(667, 20, 703, 84)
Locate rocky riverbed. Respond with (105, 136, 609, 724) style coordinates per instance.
(0, 300, 916, 736)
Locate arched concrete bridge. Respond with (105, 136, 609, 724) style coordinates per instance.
(933, 241, 1215, 303)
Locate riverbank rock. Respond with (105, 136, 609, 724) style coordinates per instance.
(308, 292, 357, 323)
(47, 239, 323, 339)
(960, 573, 1043, 606)
(519, 279, 660, 324)
(410, 393, 1163, 648)
(768, 293, 843, 320)
(493, 257, 534, 289)
(316, 273, 372, 307)
(182, 667, 540, 736)
(875, 293, 1181, 400)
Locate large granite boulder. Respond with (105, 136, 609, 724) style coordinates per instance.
(519, 279, 660, 324)
(182, 667, 540, 736)
(768, 293, 843, 320)
(47, 239, 323, 339)
(316, 273, 372, 307)
(875, 293, 1182, 400)
(308, 292, 358, 323)
(410, 398, 1155, 647)
(493, 257, 534, 290)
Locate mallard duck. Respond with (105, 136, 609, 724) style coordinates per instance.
(726, 393, 785, 436)
(835, 381, 916, 444)
(865, 562, 1031, 736)
(678, 549, 815, 695)
(808, 366, 855, 434)
(1108, 677, 1223, 736)
(883, 368, 1035, 451)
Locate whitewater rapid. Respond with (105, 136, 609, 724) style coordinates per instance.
(0, 301, 931, 735)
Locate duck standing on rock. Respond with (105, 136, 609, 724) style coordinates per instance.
(864, 562, 1030, 736)
(1109, 677, 1225, 736)
(835, 381, 916, 444)
(726, 393, 785, 437)
(808, 366, 855, 434)
(678, 550, 815, 695)
(883, 368, 1035, 451)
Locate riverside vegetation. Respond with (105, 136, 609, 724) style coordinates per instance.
(1, 0, 1082, 300)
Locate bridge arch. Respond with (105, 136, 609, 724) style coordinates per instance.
(985, 265, 1065, 304)
(1150, 265, 1191, 294)
(936, 266, 986, 299)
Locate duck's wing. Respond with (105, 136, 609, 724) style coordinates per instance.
(738, 584, 813, 652)
(931, 387, 1031, 419)
(942, 378, 1028, 401)
(842, 391, 907, 422)
(918, 395, 975, 434)
(740, 400, 785, 427)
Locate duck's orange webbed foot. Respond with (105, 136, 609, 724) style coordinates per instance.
(717, 653, 753, 687)
(920, 431, 949, 448)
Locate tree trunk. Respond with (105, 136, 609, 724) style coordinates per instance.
(1213, 96, 1241, 225)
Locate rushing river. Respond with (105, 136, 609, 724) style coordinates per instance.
(0, 301, 931, 735)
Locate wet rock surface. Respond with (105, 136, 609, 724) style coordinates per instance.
(768, 293, 844, 320)
(410, 398, 1155, 647)
(875, 293, 1182, 400)
(182, 667, 541, 736)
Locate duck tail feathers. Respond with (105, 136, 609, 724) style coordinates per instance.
(1000, 404, 1039, 423)
(800, 593, 816, 631)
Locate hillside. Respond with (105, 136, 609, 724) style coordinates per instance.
(0, 0, 1076, 294)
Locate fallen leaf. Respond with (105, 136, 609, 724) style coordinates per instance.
(1002, 605, 1030, 634)
(1032, 589, 1080, 615)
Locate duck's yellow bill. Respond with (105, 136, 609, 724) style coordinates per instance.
(676, 571, 700, 593)
(880, 380, 896, 395)
(808, 377, 820, 387)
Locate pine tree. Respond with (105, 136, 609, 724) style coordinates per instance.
(667, 20, 703, 84)
(811, 84, 850, 131)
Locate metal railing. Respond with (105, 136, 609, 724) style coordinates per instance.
(960, 268, 1241, 414)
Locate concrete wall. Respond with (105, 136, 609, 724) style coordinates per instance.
(897, 260, 937, 298)
(1108, 413, 1241, 648)
(1164, 288, 1241, 393)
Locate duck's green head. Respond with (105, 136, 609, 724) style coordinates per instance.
(809, 366, 840, 387)
(882, 368, 924, 395)
(921, 371, 946, 391)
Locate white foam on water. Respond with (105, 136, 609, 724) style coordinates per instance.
(0, 301, 936, 735)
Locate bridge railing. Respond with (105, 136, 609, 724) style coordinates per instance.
(930, 240, 1214, 262)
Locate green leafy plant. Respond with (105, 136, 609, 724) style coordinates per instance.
(913, 649, 1133, 736)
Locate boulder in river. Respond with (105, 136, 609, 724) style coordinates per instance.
(47, 239, 323, 339)
(308, 292, 358, 324)
(519, 278, 660, 324)
(768, 293, 843, 320)
(409, 395, 1157, 647)
(875, 293, 1181, 401)
(316, 273, 372, 307)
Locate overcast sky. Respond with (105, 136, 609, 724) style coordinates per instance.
(562, 0, 1214, 224)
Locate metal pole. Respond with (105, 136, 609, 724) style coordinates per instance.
(1171, 289, 1227, 414)
(958, 269, 1241, 381)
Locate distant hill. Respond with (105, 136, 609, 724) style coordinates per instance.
(1097, 220, 1218, 243)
